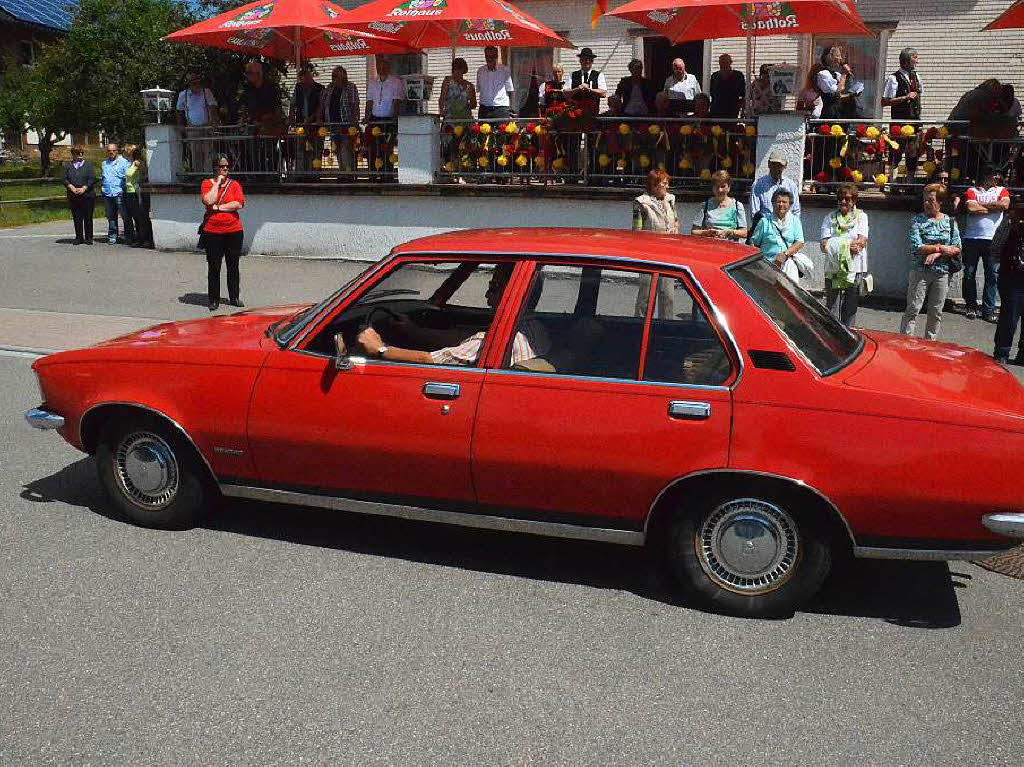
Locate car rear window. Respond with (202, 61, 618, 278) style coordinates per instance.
(727, 257, 862, 375)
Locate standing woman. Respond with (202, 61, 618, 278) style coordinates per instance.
(438, 58, 477, 120)
(200, 155, 246, 311)
(900, 183, 962, 339)
(63, 146, 96, 245)
(691, 170, 747, 241)
(820, 182, 869, 325)
(749, 188, 805, 271)
(632, 169, 678, 317)
(124, 146, 154, 248)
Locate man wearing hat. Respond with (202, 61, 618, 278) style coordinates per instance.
(749, 151, 802, 233)
(569, 47, 607, 115)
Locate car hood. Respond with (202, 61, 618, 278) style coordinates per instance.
(845, 330, 1024, 418)
(91, 304, 312, 351)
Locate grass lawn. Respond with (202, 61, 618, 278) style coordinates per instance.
(0, 160, 101, 228)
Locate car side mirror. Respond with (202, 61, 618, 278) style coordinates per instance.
(334, 333, 352, 371)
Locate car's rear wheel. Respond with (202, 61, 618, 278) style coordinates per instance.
(96, 415, 209, 528)
(666, 493, 832, 618)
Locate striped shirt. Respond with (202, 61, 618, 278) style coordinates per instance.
(430, 320, 550, 366)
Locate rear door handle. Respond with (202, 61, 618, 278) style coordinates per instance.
(668, 401, 711, 420)
(423, 382, 460, 400)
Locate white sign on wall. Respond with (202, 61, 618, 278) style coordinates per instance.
(770, 65, 798, 96)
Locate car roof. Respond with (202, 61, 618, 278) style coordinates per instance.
(390, 228, 759, 269)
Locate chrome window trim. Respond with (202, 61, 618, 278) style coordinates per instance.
(643, 468, 858, 550)
(286, 250, 746, 390)
(853, 546, 1014, 561)
(284, 347, 489, 375)
(220, 484, 645, 546)
(78, 401, 216, 480)
(487, 368, 731, 392)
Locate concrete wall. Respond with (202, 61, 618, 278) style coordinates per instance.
(151, 190, 959, 301)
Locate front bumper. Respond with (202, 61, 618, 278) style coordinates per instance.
(983, 513, 1024, 539)
(25, 407, 65, 430)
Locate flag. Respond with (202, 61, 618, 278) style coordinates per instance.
(591, 0, 607, 28)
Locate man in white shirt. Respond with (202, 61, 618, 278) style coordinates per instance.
(176, 72, 218, 174)
(476, 45, 514, 120)
(963, 167, 1011, 321)
(657, 58, 701, 117)
(366, 57, 404, 179)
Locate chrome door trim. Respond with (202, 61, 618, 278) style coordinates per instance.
(486, 368, 731, 391)
(423, 382, 460, 399)
(982, 512, 1024, 538)
(668, 401, 711, 420)
(853, 546, 1015, 561)
(219, 484, 646, 546)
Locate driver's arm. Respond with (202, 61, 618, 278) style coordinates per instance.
(356, 326, 435, 364)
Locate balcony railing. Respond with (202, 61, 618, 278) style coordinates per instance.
(436, 116, 758, 190)
(179, 121, 398, 182)
(806, 119, 1024, 193)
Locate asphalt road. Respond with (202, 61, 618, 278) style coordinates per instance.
(2, 223, 1023, 762)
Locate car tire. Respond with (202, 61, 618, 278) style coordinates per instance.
(666, 492, 833, 618)
(95, 415, 209, 529)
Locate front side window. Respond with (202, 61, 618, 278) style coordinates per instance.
(728, 257, 862, 375)
(504, 265, 647, 379)
(306, 260, 517, 365)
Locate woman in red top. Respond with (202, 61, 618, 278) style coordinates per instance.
(200, 155, 246, 311)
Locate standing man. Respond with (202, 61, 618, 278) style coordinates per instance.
(176, 72, 218, 174)
(289, 64, 325, 175)
(100, 143, 131, 245)
(241, 61, 286, 175)
(63, 146, 95, 245)
(709, 54, 746, 119)
(614, 59, 656, 117)
(749, 151, 801, 233)
(657, 58, 701, 116)
(881, 48, 923, 178)
(569, 47, 607, 116)
(476, 45, 514, 120)
(321, 65, 360, 176)
(366, 57, 403, 179)
(962, 167, 1011, 321)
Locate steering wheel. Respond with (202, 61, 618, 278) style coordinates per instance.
(362, 306, 404, 332)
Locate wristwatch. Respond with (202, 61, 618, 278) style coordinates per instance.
(377, 345, 389, 358)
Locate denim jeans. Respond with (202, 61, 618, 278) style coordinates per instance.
(994, 281, 1024, 359)
(962, 238, 1000, 317)
(103, 194, 132, 243)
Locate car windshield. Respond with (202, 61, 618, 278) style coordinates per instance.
(727, 257, 863, 375)
(271, 270, 368, 346)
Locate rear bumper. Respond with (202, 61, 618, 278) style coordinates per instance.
(983, 512, 1024, 539)
(25, 407, 65, 430)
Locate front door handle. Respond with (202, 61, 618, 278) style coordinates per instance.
(423, 382, 460, 400)
(668, 401, 711, 420)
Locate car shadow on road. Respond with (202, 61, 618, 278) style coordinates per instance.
(23, 458, 961, 627)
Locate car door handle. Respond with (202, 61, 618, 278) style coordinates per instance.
(423, 382, 460, 400)
(668, 401, 711, 420)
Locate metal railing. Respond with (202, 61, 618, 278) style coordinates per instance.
(437, 116, 758, 190)
(806, 119, 1024, 193)
(179, 121, 398, 182)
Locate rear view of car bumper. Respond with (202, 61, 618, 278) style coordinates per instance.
(983, 513, 1024, 539)
(25, 407, 65, 430)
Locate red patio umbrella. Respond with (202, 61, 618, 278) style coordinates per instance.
(330, 0, 573, 49)
(604, 0, 872, 42)
(164, 0, 420, 62)
(985, 0, 1024, 30)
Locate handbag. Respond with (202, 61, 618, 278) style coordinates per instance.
(197, 179, 232, 250)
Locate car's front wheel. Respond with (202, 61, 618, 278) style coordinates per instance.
(96, 415, 209, 528)
(667, 493, 833, 618)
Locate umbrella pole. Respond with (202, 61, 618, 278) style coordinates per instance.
(745, 26, 753, 116)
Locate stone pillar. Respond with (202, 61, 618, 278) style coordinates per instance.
(754, 112, 806, 191)
(397, 114, 440, 185)
(145, 123, 181, 185)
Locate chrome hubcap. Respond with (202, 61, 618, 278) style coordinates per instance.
(697, 499, 799, 594)
(114, 431, 179, 510)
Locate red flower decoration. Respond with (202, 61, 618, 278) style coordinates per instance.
(864, 144, 877, 156)
(526, 122, 535, 133)
(471, 124, 481, 134)
(818, 125, 831, 135)
(815, 171, 828, 182)
(839, 165, 854, 179)
(889, 124, 900, 136)
(855, 125, 867, 137)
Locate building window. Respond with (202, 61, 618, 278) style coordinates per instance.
(812, 27, 892, 119)
(19, 40, 39, 67)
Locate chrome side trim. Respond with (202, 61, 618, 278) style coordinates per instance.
(853, 546, 1013, 561)
(78, 401, 217, 481)
(982, 512, 1024, 539)
(487, 368, 731, 391)
(219, 484, 646, 546)
(25, 407, 65, 430)
(643, 468, 858, 550)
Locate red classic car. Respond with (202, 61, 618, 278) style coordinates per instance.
(25, 228, 1024, 617)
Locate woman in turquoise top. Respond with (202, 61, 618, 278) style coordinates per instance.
(749, 188, 805, 269)
(900, 183, 962, 339)
(691, 170, 748, 241)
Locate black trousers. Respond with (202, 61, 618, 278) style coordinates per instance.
(204, 230, 243, 303)
(125, 191, 153, 246)
(68, 194, 95, 242)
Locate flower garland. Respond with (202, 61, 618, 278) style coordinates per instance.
(813, 123, 954, 188)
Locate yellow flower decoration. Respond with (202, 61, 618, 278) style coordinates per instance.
(477, 155, 489, 168)
(295, 126, 305, 136)
(317, 127, 328, 138)
(851, 169, 863, 183)
(618, 123, 630, 135)
(648, 124, 661, 136)
(312, 159, 321, 169)
(515, 154, 528, 167)
(460, 156, 472, 168)
(744, 125, 756, 137)
(951, 168, 961, 180)
(639, 154, 650, 168)
(830, 124, 844, 137)
(679, 157, 692, 170)
(828, 157, 842, 169)
(505, 122, 518, 134)
(374, 158, 384, 169)
(496, 155, 509, 167)
(720, 157, 732, 168)
(453, 125, 464, 137)
(348, 126, 359, 136)
(873, 173, 888, 186)
(615, 159, 627, 170)
(937, 125, 949, 139)
(480, 123, 492, 135)
(711, 125, 723, 136)
(922, 161, 936, 175)
(598, 153, 611, 167)
(444, 161, 454, 172)
(679, 124, 693, 136)
(389, 152, 399, 165)
(371, 126, 382, 137)
(534, 156, 546, 168)
(552, 157, 566, 170)
(901, 125, 915, 137)
(742, 162, 755, 175)
(699, 168, 711, 181)
(865, 126, 879, 139)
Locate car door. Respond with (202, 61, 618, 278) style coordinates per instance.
(245, 257, 519, 506)
(471, 264, 735, 529)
